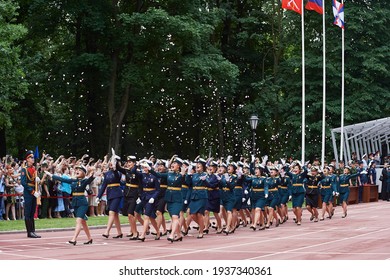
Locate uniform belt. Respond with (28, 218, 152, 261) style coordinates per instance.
(321, 186, 330, 189)
(279, 186, 288, 189)
(340, 184, 349, 187)
(168, 187, 181, 191)
(182, 185, 189, 189)
(72, 192, 85, 196)
(27, 183, 35, 187)
(293, 184, 303, 187)
(269, 188, 278, 192)
(108, 183, 120, 187)
(252, 188, 264, 192)
(143, 188, 155, 191)
(308, 185, 318, 189)
(222, 187, 231, 191)
(234, 186, 243, 189)
(126, 183, 139, 188)
(207, 187, 217, 191)
(160, 185, 168, 189)
(193, 186, 206, 190)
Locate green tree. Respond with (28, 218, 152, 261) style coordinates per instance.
(0, 0, 27, 157)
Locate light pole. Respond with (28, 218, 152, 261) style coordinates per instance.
(249, 115, 259, 156)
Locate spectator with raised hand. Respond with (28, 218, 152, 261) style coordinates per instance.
(0, 168, 5, 220)
(5, 165, 17, 220)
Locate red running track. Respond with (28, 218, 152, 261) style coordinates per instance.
(1, 201, 390, 260)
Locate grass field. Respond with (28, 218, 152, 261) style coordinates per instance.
(0, 213, 177, 232)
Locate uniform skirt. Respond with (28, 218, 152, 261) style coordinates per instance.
(189, 198, 207, 215)
(206, 198, 220, 213)
(305, 193, 319, 208)
(122, 196, 137, 216)
(74, 205, 89, 220)
(321, 189, 333, 204)
(107, 197, 122, 213)
(167, 201, 182, 217)
(252, 196, 267, 210)
(279, 189, 290, 205)
(267, 191, 280, 209)
(221, 191, 235, 212)
(339, 188, 350, 203)
(292, 193, 305, 208)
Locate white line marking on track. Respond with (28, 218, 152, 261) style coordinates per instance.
(246, 227, 390, 260)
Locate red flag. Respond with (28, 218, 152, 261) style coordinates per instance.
(282, 0, 303, 15)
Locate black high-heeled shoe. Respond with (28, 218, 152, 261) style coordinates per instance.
(84, 239, 93, 245)
(181, 227, 189, 236)
(155, 233, 161, 240)
(129, 232, 139, 240)
(113, 234, 123, 239)
(174, 236, 183, 242)
(250, 225, 256, 231)
(126, 233, 133, 238)
(216, 228, 223, 234)
(102, 234, 109, 238)
(167, 237, 174, 243)
(203, 229, 209, 234)
(68, 240, 77, 246)
(197, 234, 204, 239)
(137, 236, 145, 242)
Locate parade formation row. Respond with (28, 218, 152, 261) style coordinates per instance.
(18, 150, 381, 244)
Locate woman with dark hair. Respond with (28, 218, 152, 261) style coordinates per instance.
(244, 165, 267, 230)
(45, 165, 95, 245)
(318, 166, 338, 220)
(151, 157, 186, 242)
(186, 158, 208, 238)
(203, 161, 222, 234)
(338, 166, 359, 218)
(96, 160, 124, 239)
(134, 160, 161, 242)
(264, 165, 281, 228)
(285, 162, 307, 225)
(220, 162, 240, 234)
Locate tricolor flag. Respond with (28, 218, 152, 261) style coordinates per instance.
(282, 0, 302, 15)
(305, 0, 323, 14)
(332, 0, 345, 29)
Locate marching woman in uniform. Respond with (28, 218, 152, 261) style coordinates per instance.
(186, 158, 208, 238)
(338, 165, 359, 218)
(318, 166, 338, 220)
(135, 160, 161, 241)
(278, 166, 292, 223)
(180, 160, 192, 236)
(220, 162, 239, 235)
(150, 157, 185, 242)
(46, 165, 95, 245)
(116, 156, 141, 239)
(21, 150, 41, 238)
(244, 165, 267, 230)
(96, 159, 124, 239)
(285, 162, 307, 225)
(203, 161, 222, 234)
(264, 166, 281, 228)
(304, 166, 323, 222)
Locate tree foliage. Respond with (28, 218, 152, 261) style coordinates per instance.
(2, 0, 389, 162)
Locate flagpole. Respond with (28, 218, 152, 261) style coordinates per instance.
(339, 0, 345, 162)
(301, 0, 305, 165)
(321, 0, 326, 168)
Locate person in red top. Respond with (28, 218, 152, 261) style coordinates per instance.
(20, 150, 42, 238)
